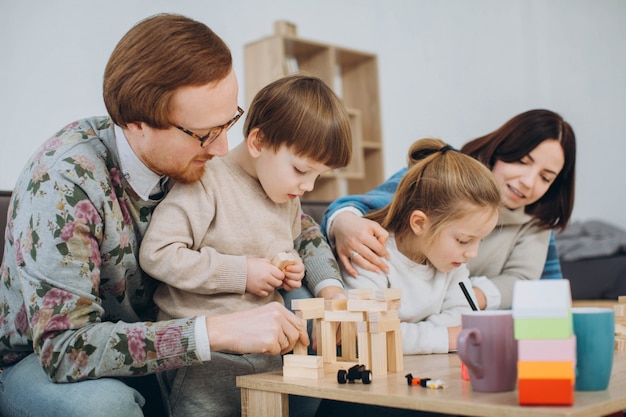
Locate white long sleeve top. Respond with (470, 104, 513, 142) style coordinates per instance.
(342, 236, 476, 354)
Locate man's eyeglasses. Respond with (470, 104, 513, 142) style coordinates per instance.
(175, 106, 244, 148)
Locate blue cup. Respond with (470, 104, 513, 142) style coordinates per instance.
(572, 307, 615, 391)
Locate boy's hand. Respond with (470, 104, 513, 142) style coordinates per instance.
(272, 252, 304, 292)
(246, 258, 286, 297)
(281, 258, 304, 291)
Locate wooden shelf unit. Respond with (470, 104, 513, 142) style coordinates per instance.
(244, 21, 384, 201)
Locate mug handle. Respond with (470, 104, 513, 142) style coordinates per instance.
(457, 328, 485, 379)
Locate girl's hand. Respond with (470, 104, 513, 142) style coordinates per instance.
(447, 325, 462, 351)
(473, 287, 487, 310)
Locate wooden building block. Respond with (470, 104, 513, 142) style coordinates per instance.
(347, 299, 399, 312)
(369, 332, 388, 375)
(324, 361, 358, 374)
(386, 329, 403, 372)
(271, 252, 297, 271)
(283, 354, 323, 368)
(324, 310, 365, 322)
(369, 318, 400, 334)
(291, 298, 325, 311)
(314, 318, 323, 357)
(518, 378, 574, 405)
(283, 365, 324, 379)
(296, 307, 325, 320)
(325, 298, 348, 311)
(357, 331, 371, 370)
(292, 341, 308, 356)
(348, 288, 375, 300)
(357, 321, 369, 333)
(614, 303, 626, 316)
(321, 320, 338, 363)
(291, 319, 309, 355)
(367, 310, 399, 321)
(374, 288, 402, 301)
(340, 322, 358, 361)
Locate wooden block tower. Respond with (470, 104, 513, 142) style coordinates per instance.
(282, 288, 403, 379)
(512, 280, 575, 406)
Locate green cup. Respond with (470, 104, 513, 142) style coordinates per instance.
(572, 307, 615, 391)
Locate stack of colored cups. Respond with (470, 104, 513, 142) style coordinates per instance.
(512, 280, 576, 406)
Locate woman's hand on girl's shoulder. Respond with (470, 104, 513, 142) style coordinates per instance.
(332, 212, 390, 277)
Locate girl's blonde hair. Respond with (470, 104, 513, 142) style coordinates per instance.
(366, 138, 501, 253)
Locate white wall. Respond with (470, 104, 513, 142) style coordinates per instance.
(1, 0, 625, 229)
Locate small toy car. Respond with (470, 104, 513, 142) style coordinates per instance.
(337, 364, 372, 384)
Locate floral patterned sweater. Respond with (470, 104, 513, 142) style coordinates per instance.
(0, 117, 341, 382)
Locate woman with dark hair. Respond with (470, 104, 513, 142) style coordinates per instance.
(323, 109, 576, 310)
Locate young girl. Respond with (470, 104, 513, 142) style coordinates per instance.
(326, 109, 576, 310)
(342, 138, 501, 354)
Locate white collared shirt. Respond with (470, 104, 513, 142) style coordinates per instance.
(114, 124, 164, 201)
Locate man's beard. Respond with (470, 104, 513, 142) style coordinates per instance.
(161, 162, 206, 184)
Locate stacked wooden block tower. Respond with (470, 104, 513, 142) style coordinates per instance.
(512, 280, 575, 406)
(614, 296, 626, 350)
(282, 288, 403, 379)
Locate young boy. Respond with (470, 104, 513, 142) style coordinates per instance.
(139, 74, 352, 416)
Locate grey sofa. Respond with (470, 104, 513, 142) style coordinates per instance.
(556, 220, 626, 300)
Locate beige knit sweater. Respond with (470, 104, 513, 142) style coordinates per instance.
(140, 153, 301, 319)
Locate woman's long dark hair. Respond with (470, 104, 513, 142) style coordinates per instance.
(461, 109, 576, 231)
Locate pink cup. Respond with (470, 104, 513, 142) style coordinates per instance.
(457, 311, 518, 392)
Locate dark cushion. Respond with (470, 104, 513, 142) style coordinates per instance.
(0, 190, 10, 265)
(561, 255, 626, 300)
(300, 200, 330, 225)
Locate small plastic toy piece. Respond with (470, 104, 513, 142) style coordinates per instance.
(337, 364, 372, 384)
(405, 373, 446, 389)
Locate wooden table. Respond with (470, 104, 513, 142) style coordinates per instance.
(237, 350, 626, 417)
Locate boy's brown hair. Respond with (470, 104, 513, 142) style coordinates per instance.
(243, 74, 352, 169)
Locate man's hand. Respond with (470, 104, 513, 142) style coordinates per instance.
(330, 211, 390, 277)
(205, 302, 309, 355)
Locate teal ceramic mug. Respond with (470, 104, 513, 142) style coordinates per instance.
(572, 307, 615, 391)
